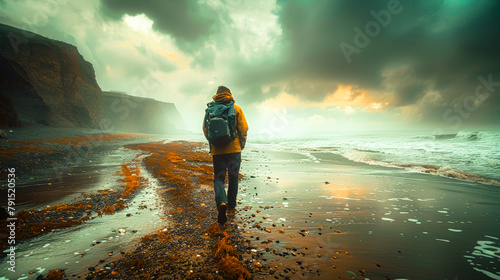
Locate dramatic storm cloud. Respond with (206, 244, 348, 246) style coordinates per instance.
(1, 0, 499, 134)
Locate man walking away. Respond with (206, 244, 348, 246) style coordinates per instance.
(203, 86, 249, 225)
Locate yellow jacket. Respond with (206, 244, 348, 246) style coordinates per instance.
(203, 91, 249, 155)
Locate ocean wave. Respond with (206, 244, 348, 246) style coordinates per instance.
(341, 149, 500, 186)
(432, 133, 457, 140)
(455, 131, 480, 141)
(394, 163, 500, 186)
(432, 130, 500, 141)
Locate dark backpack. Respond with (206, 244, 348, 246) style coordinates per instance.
(204, 100, 236, 147)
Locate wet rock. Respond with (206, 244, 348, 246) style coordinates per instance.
(0, 129, 7, 139)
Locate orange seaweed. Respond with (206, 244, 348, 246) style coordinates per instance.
(141, 234, 152, 243)
(101, 205, 115, 215)
(205, 222, 251, 280)
(1, 133, 141, 159)
(45, 269, 64, 280)
(114, 202, 127, 211)
(157, 231, 174, 242)
(118, 160, 145, 197)
(124, 141, 217, 201)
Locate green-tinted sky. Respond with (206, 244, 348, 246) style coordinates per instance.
(1, 0, 499, 135)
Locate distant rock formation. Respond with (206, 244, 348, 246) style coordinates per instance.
(102, 91, 185, 134)
(0, 23, 186, 135)
(0, 23, 103, 128)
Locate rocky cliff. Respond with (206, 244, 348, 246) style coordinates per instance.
(102, 91, 185, 134)
(0, 23, 185, 134)
(0, 23, 103, 128)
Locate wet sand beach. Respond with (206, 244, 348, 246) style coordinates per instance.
(1, 131, 499, 279)
(237, 147, 500, 279)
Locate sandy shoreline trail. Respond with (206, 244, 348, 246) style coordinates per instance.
(1, 135, 349, 280)
(83, 141, 253, 280)
(1, 135, 254, 279)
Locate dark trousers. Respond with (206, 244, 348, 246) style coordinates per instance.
(213, 152, 241, 210)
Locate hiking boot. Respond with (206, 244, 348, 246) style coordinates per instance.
(218, 203, 227, 225)
(227, 208, 237, 216)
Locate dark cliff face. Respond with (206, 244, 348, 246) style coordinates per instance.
(0, 23, 103, 128)
(102, 91, 185, 134)
(0, 23, 186, 134)
(0, 89, 21, 127)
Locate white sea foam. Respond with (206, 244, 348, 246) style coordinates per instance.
(436, 238, 450, 242)
(468, 239, 500, 279)
(267, 130, 500, 186)
(472, 268, 500, 280)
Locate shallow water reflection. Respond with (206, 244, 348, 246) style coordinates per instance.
(239, 148, 500, 279)
(0, 157, 167, 280)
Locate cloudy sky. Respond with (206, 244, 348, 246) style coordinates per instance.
(1, 0, 499, 136)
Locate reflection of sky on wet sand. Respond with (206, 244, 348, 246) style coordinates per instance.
(0, 155, 168, 280)
(238, 147, 500, 279)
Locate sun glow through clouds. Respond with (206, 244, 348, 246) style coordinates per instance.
(123, 14, 153, 33)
